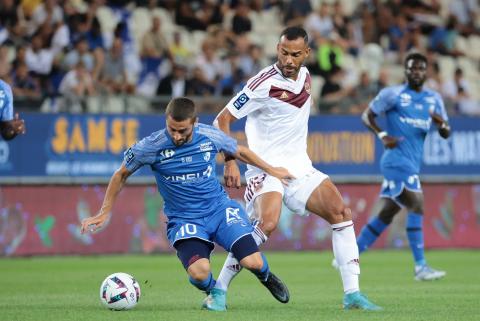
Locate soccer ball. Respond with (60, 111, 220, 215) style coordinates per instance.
(99, 272, 141, 310)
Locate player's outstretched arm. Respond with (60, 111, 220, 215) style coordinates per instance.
(362, 108, 398, 148)
(215, 107, 241, 188)
(429, 110, 451, 139)
(80, 164, 132, 234)
(232, 145, 295, 184)
(0, 113, 26, 141)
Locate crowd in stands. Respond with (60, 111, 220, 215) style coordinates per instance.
(0, 0, 479, 115)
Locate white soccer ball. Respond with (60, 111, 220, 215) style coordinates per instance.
(99, 272, 141, 310)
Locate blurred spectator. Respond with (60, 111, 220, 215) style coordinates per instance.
(195, 40, 223, 92)
(284, 0, 312, 26)
(62, 37, 95, 73)
(319, 68, 354, 114)
(448, 0, 479, 36)
(350, 71, 379, 113)
(99, 37, 135, 95)
(156, 63, 191, 98)
(314, 33, 344, 78)
(0, 46, 12, 79)
(304, 2, 334, 39)
(169, 31, 191, 62)
(238, 43, 264, 78)
(429, 16, 464, 57)
(175, 0, 222, 31)
(25, 31, 55, 93)
(59, 61, 95, 113)
(11, 62, 41, 109)
(425, 60, 443, 92)
(29, 0, 63, 35)
(388, 13, 412, 61)
(231, 2, 252, 35)
(139, 16, 170, 85)
(188, 66, 215, 96)
(442, 67, 476, 114)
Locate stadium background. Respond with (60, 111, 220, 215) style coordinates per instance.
(0, 0, 479, 257)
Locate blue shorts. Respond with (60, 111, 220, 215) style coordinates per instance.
(166, 199, 253, 252)
(380, 168, 422, 206)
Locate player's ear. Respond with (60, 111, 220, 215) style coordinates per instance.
(305, 46, 311, 58)
(193, 117, 199, 125)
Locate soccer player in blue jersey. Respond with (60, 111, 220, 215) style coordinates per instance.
(80, 97, 292, 310)
(0, 79, 26, 140)
(356, 53, 451, 281)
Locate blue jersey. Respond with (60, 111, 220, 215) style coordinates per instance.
(0, 79, 14, 121)
(124, 123, 238, 220)
(370, 84, 448, 176)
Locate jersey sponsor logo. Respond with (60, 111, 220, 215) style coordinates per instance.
(414, 103, 423, 110)
(159, 149, 175, 159)
(400, 93, 412, 107)
(203, 152, 211, 161)
(425, 97, 435, 104)
(163, 165, 213, 183)
(233, 93, 249, 110)
(399, 116, 431, 129)
(199, 142, 213, 152)
(226, 207, 243, 225)
(125, 148, 135, 164)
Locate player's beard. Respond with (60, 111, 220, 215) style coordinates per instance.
(281, 65, 299, 78)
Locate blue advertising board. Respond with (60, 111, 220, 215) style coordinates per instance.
(0, 113, 478, 182)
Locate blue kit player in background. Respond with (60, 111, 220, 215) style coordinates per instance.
(0, 79, 26, 140)
(355, 53, 451, 281)
(80, 97, 292, 311)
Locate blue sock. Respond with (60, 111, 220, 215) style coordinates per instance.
(406, 212, 426, 266)
(189, 272, 216, 293)
(250, 253, 270, 282)
(357, 216, 389, 253)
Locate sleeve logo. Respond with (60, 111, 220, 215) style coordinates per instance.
(233, 93, 249, 110)
(125, 147, 135, 164)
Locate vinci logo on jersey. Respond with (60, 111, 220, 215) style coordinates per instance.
(162, 165, 213, 183)
(233, 93, 249, 110)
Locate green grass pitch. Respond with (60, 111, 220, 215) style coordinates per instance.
(1, 250, 479, 321)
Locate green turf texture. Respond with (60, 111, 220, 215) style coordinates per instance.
(1, 250, 478, 321)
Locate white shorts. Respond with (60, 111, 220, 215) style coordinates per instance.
(244, 168, 329, 218)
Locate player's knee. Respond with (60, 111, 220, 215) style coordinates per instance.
(378, 211, 395, 224)
(240, 252, 263, 271)
(187, 259, 211, 281)
(327, 204, 351, 224)
(408, 202, 424, 214)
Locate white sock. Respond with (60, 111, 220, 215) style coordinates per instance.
(215, 225, 268, 291)
(331, 220, 360, 294)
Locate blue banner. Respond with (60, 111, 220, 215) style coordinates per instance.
(0, 114, 478, 181)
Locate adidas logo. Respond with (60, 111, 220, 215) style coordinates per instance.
(227, 264, 242, 272)
(280, 91, 289, 99)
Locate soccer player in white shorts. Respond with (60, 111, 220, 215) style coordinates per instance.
(202, 26, 382, 311)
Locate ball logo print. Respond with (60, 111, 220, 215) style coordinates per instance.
(99, 272, 141, 310)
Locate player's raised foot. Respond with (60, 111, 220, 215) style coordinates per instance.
(261, 272, 290, 303)
(202, 288, 227, 311)
(414, 265, 446, 281)
(343, 291, 382, 311)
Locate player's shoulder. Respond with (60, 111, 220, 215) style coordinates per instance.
(423, 87, 442, 100)
(197, 123, 220, 136)
(136, 129, 170, 152)
(383, 84, 406, 96)
(245, 64, 279, 92)
(0, 78, 12, 93)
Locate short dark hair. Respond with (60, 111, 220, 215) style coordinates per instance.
(165, 97, 197, 121)
(280, 26, 308, 44)
(404, 52, 427, 68)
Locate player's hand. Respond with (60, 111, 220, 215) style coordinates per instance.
(10, 113, 26, 136)
(381, 135, 398, 149)
(80, 213, 109, 234)
(268, 166, 295, 185)
(224, 160, 241, 188)
(429, 109, 451, 138)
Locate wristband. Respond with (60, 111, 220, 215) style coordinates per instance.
(377, 131, 387, 139)
(224, 155, 236, 162)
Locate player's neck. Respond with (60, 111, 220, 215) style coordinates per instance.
(408, 83, 423, 93)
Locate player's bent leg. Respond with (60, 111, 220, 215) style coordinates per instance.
(233, 235, 290, 303)
(357, 198, 401, 253)
(306, 179, 381, 310)
(252, 191, 283, 237)
(398, 190, 446, 281)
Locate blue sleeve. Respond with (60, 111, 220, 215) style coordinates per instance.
(124, 135, 158, 173)
(198, 124, 238, 155)
(369, 87, 396, 115)
(432, 92, 449, 121)
(0, 82, 14, 121)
